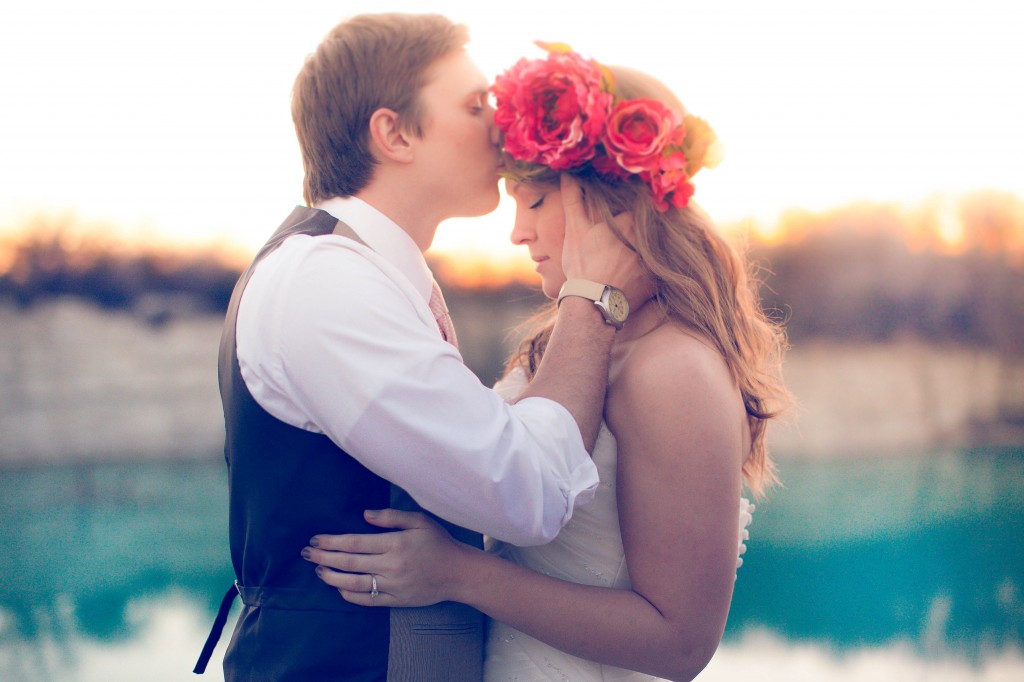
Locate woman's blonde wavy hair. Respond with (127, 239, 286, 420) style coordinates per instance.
(502, 66, 791, 497)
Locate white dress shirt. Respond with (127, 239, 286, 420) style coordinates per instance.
(235, 196, 599, 546)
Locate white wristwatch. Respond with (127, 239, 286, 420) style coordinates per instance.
(557, 279, 629, 330)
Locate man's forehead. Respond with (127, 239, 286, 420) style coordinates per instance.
(425, 49, 487, 93)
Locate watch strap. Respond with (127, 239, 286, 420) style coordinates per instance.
(556, 279, 607, 306)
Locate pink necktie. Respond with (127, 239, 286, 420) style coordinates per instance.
(428, 281, 458, 347)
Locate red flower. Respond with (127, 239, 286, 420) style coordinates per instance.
(492, 42, 717, 213)
(492, 50, 613, 171)
(603, 99, 683, 174)
(591, 152, 631, 181)
(645, 150, 695, 211)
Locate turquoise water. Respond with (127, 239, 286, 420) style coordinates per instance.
(1, 448, 1021, 681)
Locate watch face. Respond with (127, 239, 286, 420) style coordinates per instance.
(607, 289, 629, 322)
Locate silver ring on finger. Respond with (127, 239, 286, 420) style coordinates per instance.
(370, 574, 379, 599)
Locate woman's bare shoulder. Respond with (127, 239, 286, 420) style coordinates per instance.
(608, 322, 747, 471)
(614, 323, 735, 398)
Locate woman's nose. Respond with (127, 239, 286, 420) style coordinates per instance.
(509, 219, 534, 245)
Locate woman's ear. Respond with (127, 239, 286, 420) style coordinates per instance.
(368, 107, 415, 163)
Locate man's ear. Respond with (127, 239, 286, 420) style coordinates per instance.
(368, 107, 414, 163)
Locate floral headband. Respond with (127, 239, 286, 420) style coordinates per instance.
(491, 42, 720, 212)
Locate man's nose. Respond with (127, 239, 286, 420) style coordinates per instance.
(489, 112, 501, 147)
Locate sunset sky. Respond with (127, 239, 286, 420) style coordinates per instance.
(1, 0, 1020, 268)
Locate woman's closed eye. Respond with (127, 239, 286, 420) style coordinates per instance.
(529, 195, 545, 210)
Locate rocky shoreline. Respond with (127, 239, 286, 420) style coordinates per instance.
(1, 299, 1022, 466)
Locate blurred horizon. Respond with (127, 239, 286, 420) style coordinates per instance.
(3, 186, 1022, 288)
(4, 187, 1024, 401)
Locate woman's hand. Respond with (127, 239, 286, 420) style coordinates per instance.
(301, 508, 476, 607)
(559, 174, 651, 307)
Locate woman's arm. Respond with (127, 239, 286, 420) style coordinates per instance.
(305, 331, 747, 681)
(603, 330, 748, 676)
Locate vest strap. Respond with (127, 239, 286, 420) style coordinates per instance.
(192, 581, 239, 674)
(331, 218, 366, 244)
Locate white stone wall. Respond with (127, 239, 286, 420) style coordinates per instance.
(768, 339, 1024, 458)
(0, 300, 224, 464)
(1, 300, 1021, 465)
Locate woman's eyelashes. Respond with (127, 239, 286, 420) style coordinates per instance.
(529, 195, 545, 210)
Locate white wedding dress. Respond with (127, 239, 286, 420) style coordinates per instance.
(484, 368, 754, 681)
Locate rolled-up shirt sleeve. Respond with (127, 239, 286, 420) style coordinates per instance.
(237, 235, 599, 546)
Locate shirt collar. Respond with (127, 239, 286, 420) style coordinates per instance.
(316, 196, 435, 303)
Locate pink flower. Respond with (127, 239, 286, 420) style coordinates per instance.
(603, 99, 683, 174)
(645, 150, 695, 211)
(492, 50, 613, 171)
